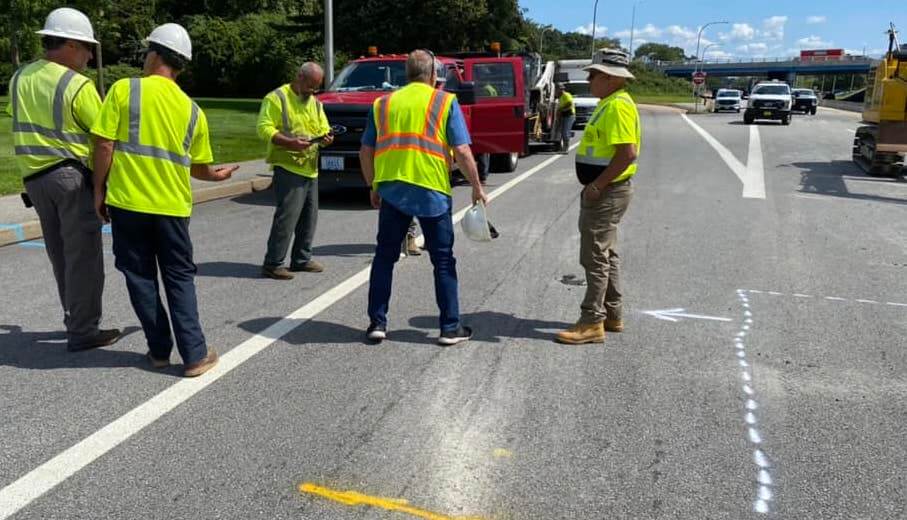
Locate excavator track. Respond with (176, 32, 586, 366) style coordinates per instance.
(853, 126, 904, 177)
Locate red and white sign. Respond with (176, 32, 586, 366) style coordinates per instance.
(800, 49, 844, 62)
(692, 71, 707, 85)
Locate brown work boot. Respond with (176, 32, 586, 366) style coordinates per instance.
(262, 265, 295, 280)
(184, 349, 219, 378)
(291, 260, 325, 273)
(146, 352, 171, 370)
(405, 235, 421, 256)
(604, 319, 624, 333)
(555, 322, 605, 344)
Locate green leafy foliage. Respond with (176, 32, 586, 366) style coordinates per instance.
(633, 42, 688, 62)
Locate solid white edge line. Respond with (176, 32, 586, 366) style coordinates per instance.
(0, 142, 581, 519)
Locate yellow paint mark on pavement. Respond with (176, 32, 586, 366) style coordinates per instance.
(492, 448, 512, 459)
(299, 482, 484, 520)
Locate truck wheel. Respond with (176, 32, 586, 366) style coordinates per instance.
(810, 107, 817, 115)
(743, 113, 754, 124)
(491, 152, 519, 173)
(782, 114, 791, 125)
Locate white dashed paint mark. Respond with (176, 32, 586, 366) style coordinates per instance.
(825, 296, 846, 301)
(793, 293, 813, 298)
(887, 302, 907, 307)
(735, 290, 774, 515)
(856, 299, 879, 304)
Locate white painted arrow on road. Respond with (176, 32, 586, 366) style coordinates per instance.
(643, 308, 733, 323)
(681, 114, 766, 199)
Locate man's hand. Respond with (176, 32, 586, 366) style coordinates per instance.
(582, 183, 603, 204)
(471, 185, 488, 206)
(369, 190, 381, 209)
(212, 165, 239, 181)
(322, 133, 334, 146)
(290, 138, 312, 152)
(94, 190, 109, 223)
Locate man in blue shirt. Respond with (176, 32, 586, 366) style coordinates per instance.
(359, 50, 486, 345)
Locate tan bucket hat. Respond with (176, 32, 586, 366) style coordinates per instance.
(583, 48, 635, 79)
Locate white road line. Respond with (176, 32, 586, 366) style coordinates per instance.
(886, 302, 907, 307)
(680, 114, 766, 199)
(792, 293, 813, 298)
(0, 142, 582, 520)
(856, 299, 879, 304)
(846, 128, 856, 133)
(825, 296, 847, 302)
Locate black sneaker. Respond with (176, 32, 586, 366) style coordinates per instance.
(366, 323, 387, 342)
(67, 328, 122, 352)
(438, 326, 473, 346)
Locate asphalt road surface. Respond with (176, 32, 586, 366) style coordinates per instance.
(1, 106, 905, 520)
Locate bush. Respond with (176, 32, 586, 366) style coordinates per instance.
(0, 62, 16, 96)
(627, 63, 691, 96)
(83, 64, 144, 93)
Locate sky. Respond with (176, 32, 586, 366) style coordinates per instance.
(519, 0, 906, 59)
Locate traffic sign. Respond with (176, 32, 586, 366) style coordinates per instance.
(692, 71, 707, 85)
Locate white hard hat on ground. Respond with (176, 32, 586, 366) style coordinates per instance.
(36, 8, 98, 45)
(462, 202, 495, 242)
(144, 23, 192, 60)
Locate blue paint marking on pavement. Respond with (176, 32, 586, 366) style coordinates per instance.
(19, 240, 46, 249)
(0, 224, 26, 242)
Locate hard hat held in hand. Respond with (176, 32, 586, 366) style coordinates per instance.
(462, 201, 497, 242)
(144, 23, 193, 60)
(36, 8, 98, 45)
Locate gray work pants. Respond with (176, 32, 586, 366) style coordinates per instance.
(264, 167, 319, 269)
(24, 164, 104, 341)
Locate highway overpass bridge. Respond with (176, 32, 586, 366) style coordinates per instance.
(658, 56, 878, 83)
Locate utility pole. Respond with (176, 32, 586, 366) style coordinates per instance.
(591, 0, 600, 58)
(96, 8, 105, 98)
(324, 0, 334, 86)
(692, 20, 728, 113)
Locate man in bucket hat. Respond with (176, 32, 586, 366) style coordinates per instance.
(556, 49, 640, 345)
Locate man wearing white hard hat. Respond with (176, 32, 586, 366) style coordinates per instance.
(6, 7, 122, 352)
(91, 23, 239, 377)
(556, 49, 640, 345)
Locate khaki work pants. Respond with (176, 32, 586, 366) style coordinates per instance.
(578, 181, 633, 324)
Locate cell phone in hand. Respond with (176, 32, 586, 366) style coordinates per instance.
(310, 133, 333, 145)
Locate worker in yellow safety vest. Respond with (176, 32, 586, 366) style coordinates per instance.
(556, 48, 641, 345)
(556, 83, 576, 153)
(359, 49, 487, 345)
(6, 7, 122, 351)
(257, 62, 332, 280)
(90, 23, 239, 377)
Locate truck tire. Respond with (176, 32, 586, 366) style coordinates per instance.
(810, 107, 817, 115)
(781, 114, 791, 125)
(744, 113, 754, 124)
(491, 152, 519, 173)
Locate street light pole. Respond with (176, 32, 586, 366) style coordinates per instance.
(591, 0, 600, 58)
(324, 0, 334, 86)
(540, 25, 553, 55)
(629, 1, 644, 60)
(692, 20, 729, 112)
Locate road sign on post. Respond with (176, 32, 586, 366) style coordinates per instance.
(692, 71, 707, 85)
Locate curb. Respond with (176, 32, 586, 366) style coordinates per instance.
(0, 175, 272, 248)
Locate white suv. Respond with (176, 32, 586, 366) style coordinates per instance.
(744, 81, 792, 125)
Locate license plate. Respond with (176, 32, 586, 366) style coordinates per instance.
(320, 156, 344, 171)
(763, 111, 773, 117)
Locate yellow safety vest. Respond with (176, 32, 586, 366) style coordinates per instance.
(373, 82, 455, 195)
(7, 59, 98, 177)
(92, 76, 212, 217)
(575, 89, 640, 185)
(259, 84, 330, 178)
(559, 92, 576, 115)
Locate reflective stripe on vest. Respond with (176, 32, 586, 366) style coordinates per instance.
(114, 78, 198, 167)
(10, 68, 90, 157)
(374, 89, 450, 160)
(273, 87, 321, 134)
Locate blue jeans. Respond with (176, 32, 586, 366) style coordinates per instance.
(368, 201, 460, 332)
(561, 114, 576, 146)
(110, 207, 208, 364)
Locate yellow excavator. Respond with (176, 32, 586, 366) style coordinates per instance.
(853, 24, 907, 176)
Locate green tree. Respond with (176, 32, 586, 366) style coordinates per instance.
(633, 42, 686, 62)
(0, 0, 52, 66)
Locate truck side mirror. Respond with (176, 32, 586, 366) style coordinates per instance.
(454, 81, 477, 105)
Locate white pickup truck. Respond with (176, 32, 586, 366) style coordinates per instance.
(744, 81, 793, 125)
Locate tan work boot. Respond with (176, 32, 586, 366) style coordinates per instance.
(262, 265, 294, 280)
(405, 235, 421, 256)
(604, 319, 624, 333)
(555, 322, 605, 344)
(184, 349, 219, 377)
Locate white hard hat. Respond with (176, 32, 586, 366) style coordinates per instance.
(462, 202, 493, 242)
(36, 8, 98, 45)
(144, 23, 192, 60)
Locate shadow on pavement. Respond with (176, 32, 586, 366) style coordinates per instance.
(197, 261, 262, 278)
(727, 120, 782, 126)
(0, 325, 168, 372)
(238, 317, 372, 345)
(409, 311, 571, 343)
(229, 187, 374, 211)
(791, 160, 907, 206)
(313, 243, 375, 257)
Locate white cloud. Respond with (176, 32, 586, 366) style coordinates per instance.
(615, 24, 661, 40)
(797, 35, 833, 48)
(720, 23, 756, 42)
(806, 16, 827, 24)
(760, 16, 788, 41)
(704, 49, 733, 61)
(737, 43, 769, 55)
(574, 23, 608, 36)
